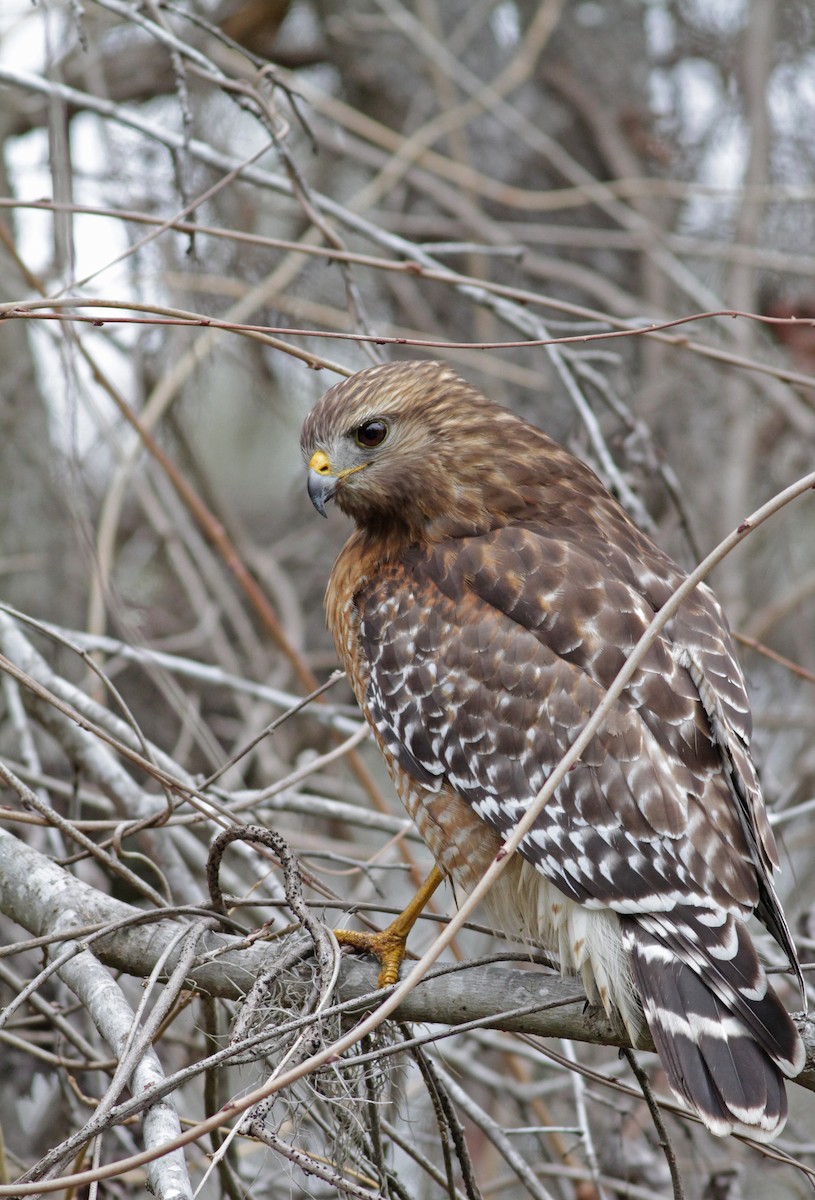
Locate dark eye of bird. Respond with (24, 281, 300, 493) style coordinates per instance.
(355, 419, 388, 449)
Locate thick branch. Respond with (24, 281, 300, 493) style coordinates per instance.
(2, 825, 813, 1092)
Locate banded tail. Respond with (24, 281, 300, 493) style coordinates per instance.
(622, 907, 804, 1140)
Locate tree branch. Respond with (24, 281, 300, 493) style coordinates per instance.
(2, 824, 813, 1093)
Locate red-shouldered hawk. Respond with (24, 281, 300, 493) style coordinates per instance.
(300, 359, 804, 1140)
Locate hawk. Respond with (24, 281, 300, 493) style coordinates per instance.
(301, 359, 804, 1140)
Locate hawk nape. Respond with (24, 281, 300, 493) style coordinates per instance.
(301, 359, 804, 1141)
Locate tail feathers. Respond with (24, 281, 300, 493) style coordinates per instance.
(623, 910, 804, 1141)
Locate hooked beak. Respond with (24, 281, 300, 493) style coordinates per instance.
(306, 449, 366, 517)
(307, 466, 338, 518)
(307, 449, 339, 518)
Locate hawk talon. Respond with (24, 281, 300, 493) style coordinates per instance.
(334, 864, 445, 989)
(334, 925, 407, 988)
(333, 868, 446, 988)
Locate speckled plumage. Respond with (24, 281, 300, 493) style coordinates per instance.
(301, 359, 804, 1140)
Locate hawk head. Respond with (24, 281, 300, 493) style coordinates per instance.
(300, 359, 552, 542)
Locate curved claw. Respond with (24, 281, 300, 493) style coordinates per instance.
(334, 926, 407, 988)
(334, 864, 446, 989)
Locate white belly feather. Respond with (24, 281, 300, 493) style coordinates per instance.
(475, 855, 643, 1042)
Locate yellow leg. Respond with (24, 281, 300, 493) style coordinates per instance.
(335, 864, 445, 987)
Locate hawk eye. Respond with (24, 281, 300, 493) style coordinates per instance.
(355, 419, 389, 449)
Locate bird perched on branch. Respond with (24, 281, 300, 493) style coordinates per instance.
(301, 359, 804, 1140)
